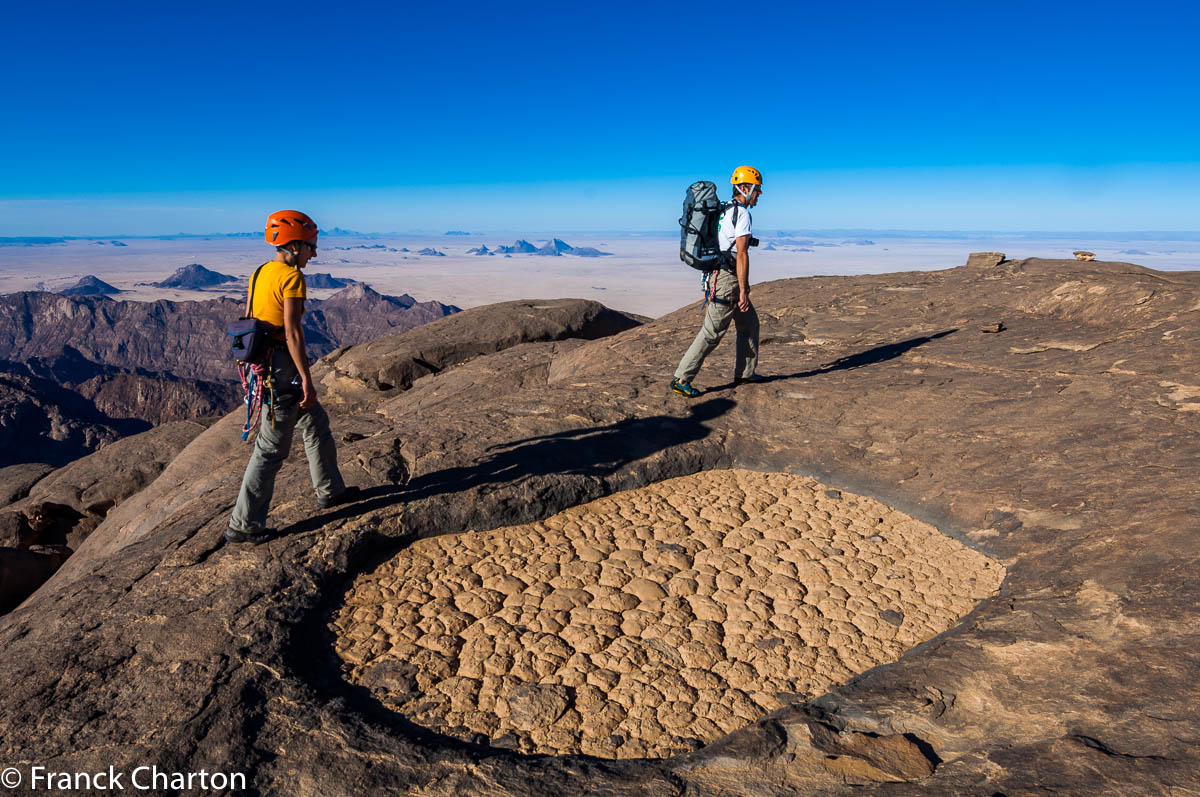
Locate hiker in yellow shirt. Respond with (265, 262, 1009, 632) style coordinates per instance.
(226, 210, 359, 544)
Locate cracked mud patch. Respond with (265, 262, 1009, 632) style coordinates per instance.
(332, 470, 1005, 759)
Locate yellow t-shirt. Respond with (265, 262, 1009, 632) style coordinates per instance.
(248, 260, 306, 336)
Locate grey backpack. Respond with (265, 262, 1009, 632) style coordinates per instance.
(679, 180, 737, 271)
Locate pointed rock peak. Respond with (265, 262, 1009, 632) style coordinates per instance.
(153, 263, 239, 288)
(60, 275, 121, 296)
(329, 282, 381, 301)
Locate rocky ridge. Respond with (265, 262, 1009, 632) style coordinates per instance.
(0, 261, 1197, 794)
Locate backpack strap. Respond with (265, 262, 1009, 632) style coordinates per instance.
(244, 264, 265, 320)
(721, 201, 742, 268)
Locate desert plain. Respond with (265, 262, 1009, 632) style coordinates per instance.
(3, 230, 1198, 316)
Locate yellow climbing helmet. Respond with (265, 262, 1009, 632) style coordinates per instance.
(730, 166, 763, 187)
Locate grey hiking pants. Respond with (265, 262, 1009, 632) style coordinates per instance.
(674, 268, 759, 384)
(229, 348, 345, 533)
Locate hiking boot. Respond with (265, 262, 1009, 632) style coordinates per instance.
(318, 485, 362, 510)
(734, 373, 768, 386)
(225, 527, 274, 545)
(671, 378, 701, 398)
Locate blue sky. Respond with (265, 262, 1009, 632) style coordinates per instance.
(3, 1, 1197, 235)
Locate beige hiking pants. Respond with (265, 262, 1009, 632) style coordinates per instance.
(674, 268, 759, 384)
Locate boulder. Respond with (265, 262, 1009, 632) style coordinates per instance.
(965, 251, 1006, 268)
(0, 463, 55, 508)
(322, 298, 643, 400)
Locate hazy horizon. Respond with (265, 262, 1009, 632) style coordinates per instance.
(6, 228, 1200, 242)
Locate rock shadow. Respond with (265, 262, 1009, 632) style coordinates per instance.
(277, 397, 735, 538)
(404, 396, 735, 501)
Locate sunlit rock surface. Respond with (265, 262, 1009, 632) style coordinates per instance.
(1, 260, 1197, 795)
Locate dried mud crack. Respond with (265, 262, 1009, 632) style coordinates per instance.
(332, 470, 1004, 759)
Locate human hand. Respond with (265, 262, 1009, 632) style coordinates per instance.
(738, 287, 751, 313)
(300, 377, 317, 409)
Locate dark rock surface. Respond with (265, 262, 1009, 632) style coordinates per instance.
(1, 261, 1198, 794)
(0, 546, 70, 613)
(0, 366, 133, 466)
(0, 420, 209, 608)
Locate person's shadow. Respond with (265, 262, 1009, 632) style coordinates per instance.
(278, 397, 736, 536)
(710, 329, 958, 391)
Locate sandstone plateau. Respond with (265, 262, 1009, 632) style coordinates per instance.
(0, 259, 1197, 795)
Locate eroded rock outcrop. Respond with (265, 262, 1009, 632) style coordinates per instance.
(1, 262, 1197, 795)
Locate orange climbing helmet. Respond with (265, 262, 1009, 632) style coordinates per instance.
(265, 210, 319, 246)
(730, 166, 763, 187)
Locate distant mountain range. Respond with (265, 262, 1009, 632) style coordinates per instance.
(0, 286, 460, 466)
(416, 248, 446, 257)
(494, 240, 538, 254)
(488, 239, 612, 257)
(444, 231, 471, 236)
(58, 270, 358, 295)
(466, 245, 496, 256)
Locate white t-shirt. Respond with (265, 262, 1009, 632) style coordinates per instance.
(717, 201, 753, 252)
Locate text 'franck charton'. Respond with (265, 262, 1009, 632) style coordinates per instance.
(27, 765, 246, 791)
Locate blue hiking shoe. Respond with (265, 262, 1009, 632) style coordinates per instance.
(734, 373, 768, 386)
(671, 378, 701, 397)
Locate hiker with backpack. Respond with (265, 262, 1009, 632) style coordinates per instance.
(671, 166, 766, 397)
(225, 210, 360, 544)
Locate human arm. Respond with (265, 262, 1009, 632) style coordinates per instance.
(282, 297, 316, 408)
(735, 234, 751, 312)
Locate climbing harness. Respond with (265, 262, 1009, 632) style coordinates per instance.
(701, 269, 718, 310)
(238, 348, 276, 441)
